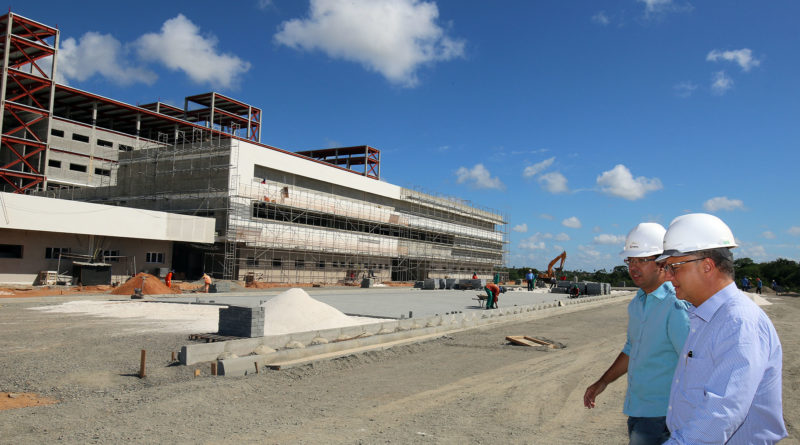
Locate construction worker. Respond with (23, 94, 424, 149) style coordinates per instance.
(202, 273, 212, 293)
(484, 282, 500, 309)
(584, 222, 689, 445)
(657, 213, 786, 443)
(165, 270, 174, 288)
(525, 269, 535, 291)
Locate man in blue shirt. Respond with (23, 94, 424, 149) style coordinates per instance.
(525, 269, 535, 291)
(657, 213, 786, 444)
(584, 222, 689, 445)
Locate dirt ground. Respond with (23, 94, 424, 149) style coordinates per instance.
(0, 291, 797, 444)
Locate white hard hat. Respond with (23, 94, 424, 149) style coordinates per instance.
(656, 213, 737, 261)
(619, 222, 666, 258)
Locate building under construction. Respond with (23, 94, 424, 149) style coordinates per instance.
(0, 12, 506, 285)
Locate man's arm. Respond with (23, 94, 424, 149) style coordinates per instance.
(583, 352, 629, 408)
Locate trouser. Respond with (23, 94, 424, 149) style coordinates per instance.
(485, 289, 494, 309)
(627, 416, 669, 445)
(527, 280, 533, 291)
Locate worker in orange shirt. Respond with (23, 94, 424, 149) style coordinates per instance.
(165, 270, 174, 288)
(202, 273, 212, 293)
(484, 283, 500, 309)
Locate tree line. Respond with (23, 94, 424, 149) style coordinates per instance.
(504, 257, 799, 292)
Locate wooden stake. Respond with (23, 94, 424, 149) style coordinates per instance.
(211, 362, 217, 376)
(171, 351, 176, 361)
(254, 362, 260, 374)
(139, 349, 147, 378)
(194, 369, 201, 377)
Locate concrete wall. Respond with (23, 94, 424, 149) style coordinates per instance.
(238, 141, 402, 201)
(46, 119, 146, 188)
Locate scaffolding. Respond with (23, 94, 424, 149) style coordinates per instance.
(37, 130, 507, 284)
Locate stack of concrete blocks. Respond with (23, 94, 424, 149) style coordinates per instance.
(456, 278, 485, 290)
(423, 279, 437, 289)
(586, 282, 603, 296)
(603, 283, 610, 295)
(445, 278, 456, 289)
(361, 278, 373, 288)
(438, 278, 447, 289)
(218, 306, 265, 338)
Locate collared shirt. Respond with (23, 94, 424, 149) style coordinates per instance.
(622, 281, 689, 417)
(665, 282, 787, 444)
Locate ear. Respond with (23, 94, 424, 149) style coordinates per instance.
(702, 257, 713, 273)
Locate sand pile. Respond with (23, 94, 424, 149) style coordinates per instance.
(111, 273, 181, 295)
(261, 288, 382, 335)
(744, 291, 771, 306)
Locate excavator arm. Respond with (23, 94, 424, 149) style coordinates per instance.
(539, 251, 567, 280)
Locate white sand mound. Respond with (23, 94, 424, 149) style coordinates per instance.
(744, 291, 771, 306)
(261, 288, 382, 335)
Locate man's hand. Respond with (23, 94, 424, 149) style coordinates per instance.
(583, 381, 607, 408)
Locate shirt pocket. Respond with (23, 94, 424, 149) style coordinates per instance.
(678, 356, 712, 407)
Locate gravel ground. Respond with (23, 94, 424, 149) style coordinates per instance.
(0, 292, 797, 444)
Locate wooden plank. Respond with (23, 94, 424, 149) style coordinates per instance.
(506, 335, 555, 348)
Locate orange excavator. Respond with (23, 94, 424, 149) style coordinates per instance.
(538, 251, 566, 287)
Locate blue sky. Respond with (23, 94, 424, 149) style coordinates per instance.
(15, 0, 800, 271)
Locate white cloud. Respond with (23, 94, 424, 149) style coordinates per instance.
(523, 157, 555, 178)
(594, 234, 625, 245)
(454, 164, 505, 190)
(596, 164, 662, 200)
(577, 244, 604, 260)
(762, 231, 776, 239)
(519, 232, 550, 250)
(739, 244, 768, 260)
(539, 213, 554, 220)
(703, 196, 745, 212)
(57, 32, 157, 86)
(707, 48, 760, 72)
(512, 224, 528, 233)
(555, 232, 570, 241)
(562, 216, 582, 229)
(257, 0, 273, 10)
(637, 0, 693, 17)
(520, 239, 546, 250)
(673, 81, 697, 98)
(135, 14, 251, 89)
(593, 226, 603, 233)
(538, 172, 569, 193)
(591, 11, 610, 26)
(788, 227, 800, 236)
(711, 70, 733, 95)
(274, 0, 465, 87)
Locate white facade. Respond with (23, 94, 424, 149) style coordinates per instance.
(0, 193, 215, 284)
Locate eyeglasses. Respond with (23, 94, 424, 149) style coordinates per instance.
(661, 258, 705, 274)
(624, 258, 656, 266)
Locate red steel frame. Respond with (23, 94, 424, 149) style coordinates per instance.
(0, 13, 58, 193)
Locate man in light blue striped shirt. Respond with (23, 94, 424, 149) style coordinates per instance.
(584, 223, 689, 445)
(658, 213, 786, 444)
